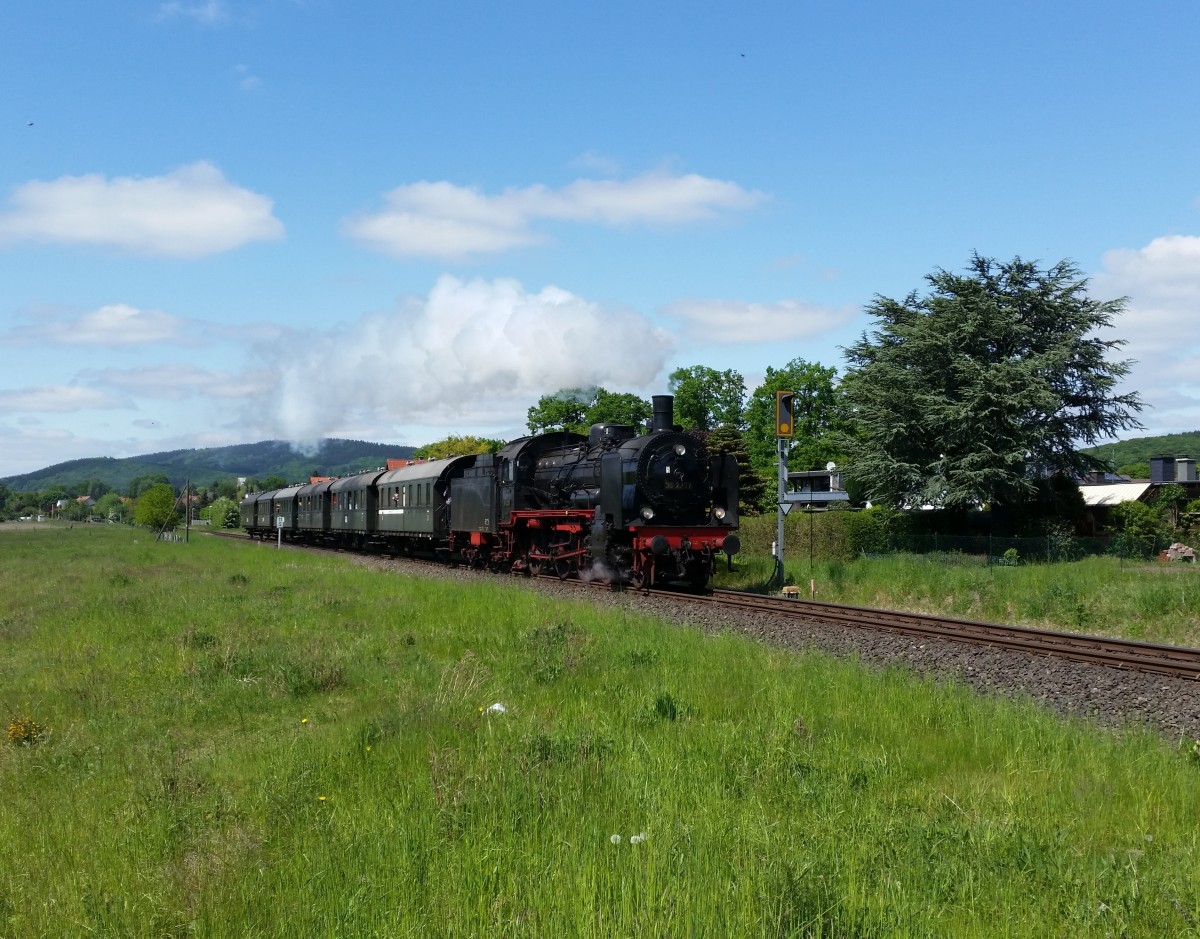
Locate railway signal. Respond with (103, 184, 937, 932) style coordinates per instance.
(775, 390, 795, 438)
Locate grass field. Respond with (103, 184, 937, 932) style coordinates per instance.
(2, 525, 1199, 937)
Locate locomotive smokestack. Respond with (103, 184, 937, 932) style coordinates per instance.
(651, 395, 675, 433)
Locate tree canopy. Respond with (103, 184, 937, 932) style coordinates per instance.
(668, 366, 746, 431)
(133, 483, 182, 531)
(743, 357, 842, 476)
(841, 254, 1143, 509)
(414, 435, 505, 459)
(526, 387, 652, 435)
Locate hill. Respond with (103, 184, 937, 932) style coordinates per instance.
(1, 438, 418, 493)
(1082, 430, 1200, 471)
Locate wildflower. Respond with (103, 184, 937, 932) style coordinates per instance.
(300, 717, 309, 725)
(366, 745, 372, 752)
(610, 834, 621, 845)
(318, 795, 327, 802)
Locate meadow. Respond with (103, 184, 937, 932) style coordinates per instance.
(2, 525, 1199, 937)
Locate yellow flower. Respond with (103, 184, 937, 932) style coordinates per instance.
(318, 795, 327, 802)
(300, 717, 309, 724)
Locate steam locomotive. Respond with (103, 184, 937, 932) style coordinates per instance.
(240, 394, 740, 589)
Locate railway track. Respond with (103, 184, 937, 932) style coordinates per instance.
(681, 589, 1200, 681)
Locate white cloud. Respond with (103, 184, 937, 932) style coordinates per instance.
(7, 304, 189, 347)
(81, 365, 274, 401)
(234, 64, 262, 92)
(659, 297, 860, 344)
(0, 162, 284, 258)
(0, 385, 130, 413)
(247, 276, 673, 442)
(343, 172, 768, 260)
(1093, 234, 1200, 434)
(157, 1, 230, 25)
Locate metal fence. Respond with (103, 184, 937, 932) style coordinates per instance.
(879, 532, 1180, 564)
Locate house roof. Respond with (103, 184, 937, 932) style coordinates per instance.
(1079, 482, 1151, 507)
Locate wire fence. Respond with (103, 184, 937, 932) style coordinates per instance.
(877, 532, 1182, 564)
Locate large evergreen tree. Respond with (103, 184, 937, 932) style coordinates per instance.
(841, 255, 1143, 509)
(703, 424, 766, 516)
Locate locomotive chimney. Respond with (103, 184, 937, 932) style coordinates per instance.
(651, 395, 675, 433)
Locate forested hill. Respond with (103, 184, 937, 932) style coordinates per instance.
(1082, 431, 1200, 471)
(2, 439, 418, 492)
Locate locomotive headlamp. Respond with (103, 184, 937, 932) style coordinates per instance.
(641, 506, 656, 520)
(713, 506, 727, 520)
(673, 443, 687, 456)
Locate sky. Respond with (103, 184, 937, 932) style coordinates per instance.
(2, 1, 1199, 480)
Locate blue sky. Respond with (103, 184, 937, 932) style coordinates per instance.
(2, 1, 1198, 479)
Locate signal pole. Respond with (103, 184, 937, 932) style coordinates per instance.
(775, 391, 795, 587)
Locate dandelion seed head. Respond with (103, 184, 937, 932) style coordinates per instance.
(610, 834, 621, 844)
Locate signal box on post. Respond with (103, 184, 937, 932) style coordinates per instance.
(775, 390, 795, 438)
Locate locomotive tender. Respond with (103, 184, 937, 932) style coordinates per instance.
(240, 395, 740, 589)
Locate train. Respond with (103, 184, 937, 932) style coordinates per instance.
(239, 394, 741, 589)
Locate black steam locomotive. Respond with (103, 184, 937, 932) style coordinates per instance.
(240, 394, 740, 589)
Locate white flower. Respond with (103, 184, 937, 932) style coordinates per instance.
(610, 834, 621, 844)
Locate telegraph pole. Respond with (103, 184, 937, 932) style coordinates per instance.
(774, 391, 795, 587)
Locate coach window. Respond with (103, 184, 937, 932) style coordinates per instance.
(425, 482, 431, 505)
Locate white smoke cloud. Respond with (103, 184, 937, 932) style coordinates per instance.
(250, 276, 673, 443)
(0, 162, 283, 258)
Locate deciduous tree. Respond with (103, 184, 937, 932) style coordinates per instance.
(668, 366, 746, 431)
(134, 483, 182, 531)
(414, 435, 505, 459)
(744, 358, 842, 478)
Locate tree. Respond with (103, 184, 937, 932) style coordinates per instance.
(587, 389, 653, 429)
(841, 255, 1143, 510)
(526, 387, 653, 435)
(127, 474, 169, 499)
(93, 492, 128, 523)
(527, 389, 593, 434)
(201, 496, 241, 529)
(414, 435, 505, 459)
(703, 425, 766, 516)
(134, 483, 182, 531)
(744, 358, 842, 478)
(668, 366, 746, 431)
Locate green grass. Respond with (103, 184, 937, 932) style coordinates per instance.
(2, 527, 1199, 937)
(721, 550, 1200, 646)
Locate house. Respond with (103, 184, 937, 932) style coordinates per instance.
(1077, 456, 1200, 534)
